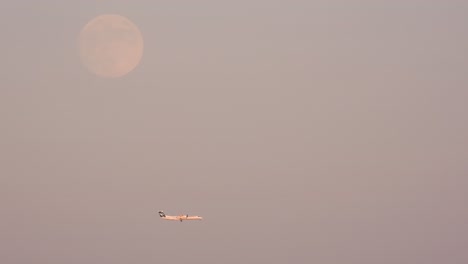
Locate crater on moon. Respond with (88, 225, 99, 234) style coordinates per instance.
(79, 14, 144, 78)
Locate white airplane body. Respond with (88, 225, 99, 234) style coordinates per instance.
(158, 211, 203, 222)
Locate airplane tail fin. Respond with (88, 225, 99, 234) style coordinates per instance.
(158, 211, 166, 217)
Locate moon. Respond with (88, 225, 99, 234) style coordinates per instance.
(79, 14, 144, 78)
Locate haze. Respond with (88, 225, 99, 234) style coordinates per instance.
(1, 1, 468, 264)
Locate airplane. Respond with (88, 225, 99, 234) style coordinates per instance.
(158, 210, 203, 222)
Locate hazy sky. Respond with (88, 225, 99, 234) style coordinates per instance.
(2, 1, 468, 264)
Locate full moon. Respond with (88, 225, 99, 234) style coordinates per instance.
(79, 14, 144, 78)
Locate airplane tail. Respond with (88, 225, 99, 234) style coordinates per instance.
(158, 211, 166, 217)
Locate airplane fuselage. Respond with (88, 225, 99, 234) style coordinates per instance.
(158, 211, 203, 222)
